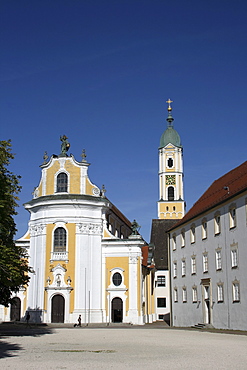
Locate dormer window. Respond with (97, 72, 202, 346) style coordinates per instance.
(190, 224, 196, 244)
(214, 214, 221, 235)
(229, 206, 236, 229)
(57, 173, 68, 192)
(202, 219, 207, 240)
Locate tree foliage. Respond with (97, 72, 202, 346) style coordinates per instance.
(0, 140, 31, 306)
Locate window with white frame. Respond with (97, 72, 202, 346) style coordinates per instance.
(174, 287, 178, 302)
(56, 172, 68, 193)
(172, 233, 176, 250)
(157, 297, 166, 307)
(231, 249, 238, 268)
(214, 213, 221, 235)
(203, 253, 208, 273)
(110, 269, 125, 289)
(181, 229, 185, 247)
(54, 227, 67, 252)
(181, 259, 186, 277)
(182, 287, 187, 302)
(191, 256, 196, 274)
(217, 284, 224, 302)
(190, 224, 195, 244)
(112, 272, 122, 286)
(216, 250, 222, 270)
(157, 276, 166, 287)
(202, 219, 207, 240)
(233, 281, 240, 302)
(229, 206, 236, 229)
(168, 186, 175, 201)
(192, 286, 198, 303)
(173, 261, 177, 278)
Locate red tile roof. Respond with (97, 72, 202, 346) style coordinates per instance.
(170, 161, 247, 230)
(142, 245, 149, 266)
(142, 245, 155, 268)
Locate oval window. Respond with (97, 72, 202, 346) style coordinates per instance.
(112, 272, 122, 286)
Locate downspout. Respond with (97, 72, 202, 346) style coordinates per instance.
(223, 205, 230, 328)
(146, 268, 149, 324)
(168, 231, 173, 327)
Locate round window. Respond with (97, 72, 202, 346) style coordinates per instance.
(112, 272, 122, 286)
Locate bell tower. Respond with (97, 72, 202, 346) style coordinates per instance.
(158, 99, 185, 219)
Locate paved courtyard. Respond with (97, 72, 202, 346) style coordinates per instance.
(1, 324, 247, 369)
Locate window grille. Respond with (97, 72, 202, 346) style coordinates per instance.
(54, 227, 67, 252)
(57, 172, 68, 192)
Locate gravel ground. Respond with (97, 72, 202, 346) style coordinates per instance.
(1, 324, 247, 369)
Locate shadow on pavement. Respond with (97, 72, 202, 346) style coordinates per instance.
(0, 322, 54, 359)
(0, 340, 22, 359)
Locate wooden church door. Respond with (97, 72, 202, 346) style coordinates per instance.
(10, 297, 21, 321)
(51, 294, 65, 323)
(111, 297, 123, 323)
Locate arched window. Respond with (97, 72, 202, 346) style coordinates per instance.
(56, 173, 68, 193)
(54, 227, 67, 252)
(167, 158, 173, 168)
(168, 186, 174, 201)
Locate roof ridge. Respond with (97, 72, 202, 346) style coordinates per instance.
(168, 160, 247, 230)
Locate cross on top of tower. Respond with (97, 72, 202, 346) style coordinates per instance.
(166, 98, 174, 125)
(166, 98, 173, 112)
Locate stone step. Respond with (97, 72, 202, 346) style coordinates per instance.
(192, 323, 206, 329)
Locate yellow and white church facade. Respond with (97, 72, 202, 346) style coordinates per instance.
(1, 138, 155, 325)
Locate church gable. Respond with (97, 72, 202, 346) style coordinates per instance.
(33, 153, 100, 198)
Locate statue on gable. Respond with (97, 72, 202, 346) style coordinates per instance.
(131, 219, 141, 235)
(60, 135, 70, 155)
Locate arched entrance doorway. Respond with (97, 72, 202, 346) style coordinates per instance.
(51, 294, 65, 323)
(111, 297, 123, 323)
(10, 297, 21, 321)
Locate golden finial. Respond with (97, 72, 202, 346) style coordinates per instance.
(166, 98, 173, 112)
(81, 149, 87, 162)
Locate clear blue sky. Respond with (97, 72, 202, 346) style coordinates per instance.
(1, 0, 247, 242)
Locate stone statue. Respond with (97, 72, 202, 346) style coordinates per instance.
(60, 135, 70, 155)
(131, 219, 141, 235)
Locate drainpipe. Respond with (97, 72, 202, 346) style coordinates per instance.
(84, 268, 87, 324)
(146, 269, 149, 324)
(223, 206, 230, 329)
(168, 232, 173, 327)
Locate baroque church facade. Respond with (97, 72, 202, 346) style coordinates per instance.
(0, 136, 155, 325)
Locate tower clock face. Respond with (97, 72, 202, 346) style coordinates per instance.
(166, 175, 176, 185)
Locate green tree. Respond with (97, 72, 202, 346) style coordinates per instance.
(0, 140, 31, 306)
